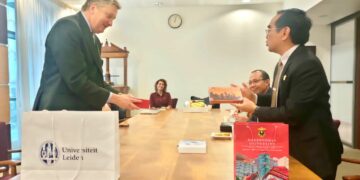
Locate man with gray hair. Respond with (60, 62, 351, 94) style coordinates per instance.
(82, 0, 120, 11)
(34, 0, 140, 111)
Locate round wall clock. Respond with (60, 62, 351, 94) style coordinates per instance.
(168, 14, 182, 29)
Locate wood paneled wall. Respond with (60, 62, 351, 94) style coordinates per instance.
(0, 3, 9, 123)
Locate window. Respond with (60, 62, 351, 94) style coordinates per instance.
(7, 0, 20, 154)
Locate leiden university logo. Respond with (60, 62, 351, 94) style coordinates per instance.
(40, 141, 59, 165)
(257, 127, 266, 137)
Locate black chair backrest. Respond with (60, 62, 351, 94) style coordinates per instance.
(190, 96, 202, 101)
(171, 98, 178, 108)
(190, 96, 220, 109)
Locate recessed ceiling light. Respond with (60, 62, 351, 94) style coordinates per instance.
(154, 2, 163, 6)
(242, 0, 251, 2)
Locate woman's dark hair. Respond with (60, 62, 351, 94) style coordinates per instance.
(154, 79, 167, 93)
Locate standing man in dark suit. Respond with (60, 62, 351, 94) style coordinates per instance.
(234, 9, 343, 179)
(33, 0, 140, 111)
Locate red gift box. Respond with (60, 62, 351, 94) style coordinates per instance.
(134, 99, 150, 109)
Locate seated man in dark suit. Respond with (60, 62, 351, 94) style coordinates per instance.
(223, 70, 273, 126)
(248, 69, 272, 121)
(234, 8, 343, 179)
(248, 69, 272, 96)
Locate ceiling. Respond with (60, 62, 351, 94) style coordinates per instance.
(307, 0, 360, 25)
(61, 0, 360, 25)
(61, 0, 283, 8)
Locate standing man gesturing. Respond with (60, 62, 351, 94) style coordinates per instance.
(34, 0, 140, 111)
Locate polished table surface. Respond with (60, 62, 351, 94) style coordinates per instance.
(119, 109, 320, 180)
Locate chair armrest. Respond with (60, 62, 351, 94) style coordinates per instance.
(0, 160, 20, 167)
(342, 175, 360, 180)
(0, 160, 21, 175)
(342, 157, 360, 164)
(8, 149, 21, 153)
(0, 165, 9, 174)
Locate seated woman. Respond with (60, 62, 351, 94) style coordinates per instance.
(150, 79, 172, 109)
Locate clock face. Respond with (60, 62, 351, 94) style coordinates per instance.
(168, 14, 182, 29)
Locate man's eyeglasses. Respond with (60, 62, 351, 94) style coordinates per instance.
(265, 27, 280, 34)
(249, 79, 264, 85)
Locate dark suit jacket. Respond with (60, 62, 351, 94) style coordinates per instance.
(254, 45, 343, 178)
(249, 88, 272, 122)
(33, 12, 119, 111)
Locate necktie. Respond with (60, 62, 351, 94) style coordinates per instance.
(93, 34, 100, 54)
(271, 61, 283, 107)
(92, 34, 97, 45)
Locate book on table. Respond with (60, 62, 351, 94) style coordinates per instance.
(177, 140, 207, 154)
(208, 86, 243, 104)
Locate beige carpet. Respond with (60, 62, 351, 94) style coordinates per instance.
(336, 145, 360, 179)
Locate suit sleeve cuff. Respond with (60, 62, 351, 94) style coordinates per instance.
(253, 106, 260, 116)
(106, 92, 114, 103)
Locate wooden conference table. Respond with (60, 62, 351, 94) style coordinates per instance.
(119, 109, 320, 180)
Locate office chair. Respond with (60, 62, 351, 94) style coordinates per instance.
(0, 122, 21, 179)
(190, 96, 220, 109)
(171, 98, 178, 108)
(333, 119, 360, 180)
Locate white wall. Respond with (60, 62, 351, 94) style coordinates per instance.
(283, 0, 332, 80)
(283, 0, 322, 11)
(99, 3, 282, 107)
(307, 24, 331, 79)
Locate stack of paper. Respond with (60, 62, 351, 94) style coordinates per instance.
(139, 109, 160, 114)
(182, 107, 210, 113)
(177, 140, 207, 153)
